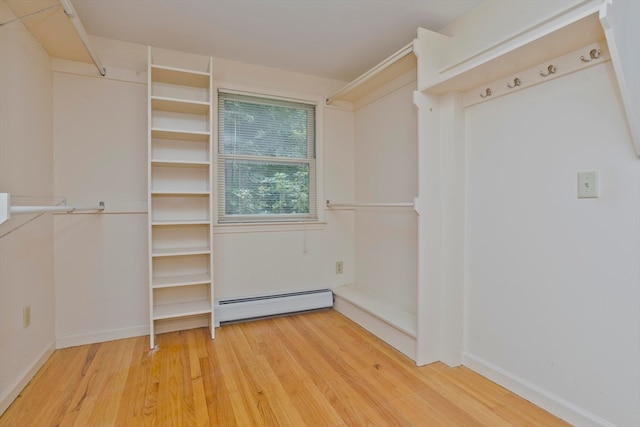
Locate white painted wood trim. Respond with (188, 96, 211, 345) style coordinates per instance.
(463, 41, 610, 108)
(0, 340, 55, 416)
(332, 285, 416, 337)
(421, 0, 605, 94)
(327, 42, 415, 105)
(333, 295, 417, 363)
(55, 325, 149, 349)
(0, 193, 9, 226)
(462, 352, 618, 427)
(352, 70, 416, 111)
(439, 0, 602, 76)
(52, 59, 147, 84)
(600, 0, 640, 156)
(413, 90, 443, 367)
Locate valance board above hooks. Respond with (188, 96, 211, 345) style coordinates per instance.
(462, 41, 610, 108)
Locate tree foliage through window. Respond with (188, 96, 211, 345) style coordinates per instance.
(218, 92, 316, 222)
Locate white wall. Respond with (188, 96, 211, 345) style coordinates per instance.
(212, 57, 356, 299)
(51, 38, 355, 346)
(353, 80, 417, 313)
(53, 68, 149, 346)
(0, 0, 55, 413)
(464, 62, 639, 427)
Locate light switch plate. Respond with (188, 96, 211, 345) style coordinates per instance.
(578, 171, 599, 198)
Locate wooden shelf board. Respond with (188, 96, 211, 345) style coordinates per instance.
(151, 128, 210, 142)
(151, 65, 210, 88)
(328, 44, 416, 104)
(151, 160, 210, 168)
(153, 300, 212, 320)
(151, 97, 210, 115)
(151, 220, 211, 226)
(332, 284, 417, 337)
(151, 191, 210, 196)
(152, 273, 212, 289)
(152, 246, 211, 257)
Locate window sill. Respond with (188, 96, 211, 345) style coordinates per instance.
(213, 221, 326, 234)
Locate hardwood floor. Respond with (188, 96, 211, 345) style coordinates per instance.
(0, 309, 569, 426)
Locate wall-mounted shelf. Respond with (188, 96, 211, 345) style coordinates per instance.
(417, 0, 639, 155)
(419, 3, 605, 94)
(150, 65, 210, 88)
(150, 128, 210, 141)
(150, 97, 210, 115)
(152, 247, 211, 257)
(153, 299, 212, 320)
(152, 273, 212, 289)
(150, 160, 210, 167)
(4, 0, 105, 75)
(327, 42, 416, 105)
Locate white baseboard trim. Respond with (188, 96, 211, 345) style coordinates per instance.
(56, 325, 149, 349)
(0, 340, 56, 416)
(334, 295, 416, 362)
(462, 352, 616, 427)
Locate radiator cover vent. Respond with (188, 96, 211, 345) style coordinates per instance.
(214, 289, 333, 326)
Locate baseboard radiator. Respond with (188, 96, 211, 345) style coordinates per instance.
(214, 289, 333, 326)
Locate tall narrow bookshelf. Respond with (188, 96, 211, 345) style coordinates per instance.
(148, 47, 214, 348)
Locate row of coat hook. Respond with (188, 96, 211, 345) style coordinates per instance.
(479, 47, 603, 98)
(539, 65, 557, 77)
(580, 48, 601, 62)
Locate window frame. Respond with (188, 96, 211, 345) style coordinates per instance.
(213, 84, 325, 231)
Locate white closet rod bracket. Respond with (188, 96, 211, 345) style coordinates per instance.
(412, 197, 421, 216)
(59, 0, 106, 77)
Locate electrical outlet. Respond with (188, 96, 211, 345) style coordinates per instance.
(23, 305, 31, 328)
(336, 261, 344, 274)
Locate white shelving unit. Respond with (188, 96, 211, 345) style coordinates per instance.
(148, 47, 214, 348)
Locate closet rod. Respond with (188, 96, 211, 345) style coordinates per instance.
(326, 200, 414, 208)
(59, 0, 106, 76)
(9, 201, 105, 216)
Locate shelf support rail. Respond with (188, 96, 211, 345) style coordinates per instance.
(326, 198, 420, 215)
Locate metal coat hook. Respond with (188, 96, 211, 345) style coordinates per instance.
(507, 77, 522, 88)
(580, 48, 601, 62)
(480, 88, 492, 98)
(539, 65, 557, 77)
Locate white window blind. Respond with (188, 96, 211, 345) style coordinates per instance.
(217, 91, 317, 223)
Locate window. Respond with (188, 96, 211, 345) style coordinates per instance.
(217, 91, 317, 223)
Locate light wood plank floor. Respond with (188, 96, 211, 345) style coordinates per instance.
(0, 310, 569, 426)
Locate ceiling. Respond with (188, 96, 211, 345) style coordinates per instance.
(68, 0, 482, 82)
